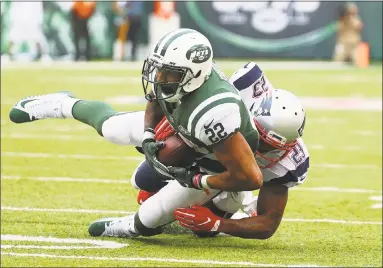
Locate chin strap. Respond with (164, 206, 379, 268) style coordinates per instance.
(145, 94, 153, 102)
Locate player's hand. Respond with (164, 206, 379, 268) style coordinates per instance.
(174, 205, 222, 232)
(142, 128, 171, 177)
(168, 166, 206, 190)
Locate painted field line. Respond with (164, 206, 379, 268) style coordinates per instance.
(1, 60, 352, 71)
(2, 151, 380, 169)
(231, 212, 382, 225)
(1, 234, 128, 249)
(291, 187, 381, 194)
(1, 206, 131, 215)
(1, 175, 129, 184)
(283, 218, 382, 225)
(369, 196, 382, 209)
(104, 95, 382, 111)
(2, 175, 381, 194)
(1, 133, 103, 142)
(0, 252, 322, 267)
(3, 132, 379, 153)
(1, 152, 143, 161)
(2, 206, 381, 225)
(310, 163, 380, 169)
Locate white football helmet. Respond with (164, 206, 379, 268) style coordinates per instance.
(253, 89, 306, 168)
(142, 28, 213, 103)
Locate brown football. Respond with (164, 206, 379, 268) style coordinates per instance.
(157, 134, 197, 167)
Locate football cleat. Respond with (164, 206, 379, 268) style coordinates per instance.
(9, 91, 76, 123)
(88, 215, 140, 238)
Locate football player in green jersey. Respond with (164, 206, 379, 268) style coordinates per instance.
(140, 28, 263, 193)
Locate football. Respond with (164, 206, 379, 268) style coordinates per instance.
(157, 134, 197, 167)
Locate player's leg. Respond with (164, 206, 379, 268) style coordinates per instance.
(88, 180, 221, 238)
(131, 160, 168, 192)
(9, 92, 145, 146)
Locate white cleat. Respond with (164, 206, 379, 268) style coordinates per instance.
(88, 215, 140, 238)
(9, 91, 77, 123)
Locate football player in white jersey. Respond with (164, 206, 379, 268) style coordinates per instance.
(173, 63, 309, 239)
(9, 61, 308, 239)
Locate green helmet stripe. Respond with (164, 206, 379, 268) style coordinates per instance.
(160, 29, 196, 56)
(154, 34, 168, 53)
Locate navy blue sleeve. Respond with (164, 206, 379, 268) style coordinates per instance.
(265, 157, 310, 188)
(232, 63, 263, 91)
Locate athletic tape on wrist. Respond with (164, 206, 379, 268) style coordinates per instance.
(201, 175, 212, 190)
(143, 129, 155, 141)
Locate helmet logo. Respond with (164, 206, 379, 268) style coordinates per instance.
(255, 97, 272, 116)
(186, 44, 212, 63)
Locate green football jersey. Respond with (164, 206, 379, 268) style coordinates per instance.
(158, 64, 259, 173)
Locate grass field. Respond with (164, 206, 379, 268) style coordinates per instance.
(1, 61, 382, 267)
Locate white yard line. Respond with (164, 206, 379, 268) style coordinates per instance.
(1, 206, 130, 214)
(291, 187, 381, 194)
(369, 196, 383, 209)
(1, 175, 129, 184)
(283, 218, 381, 225)
(1, 234, 128, 249)
(310, 163, 380, 169)
(2, 175, 381, 194)
(102, 95, 383, 111)
(354, 130, 380, 137)
(0, 60, 353, 71)
(1, 152, 143, 161)
(0, 252, 321, 267)
(1, 133, 103, 142)
(2, 151, 380, 169)
(1, 206, 381, 225)
(2, 133, 380, 153)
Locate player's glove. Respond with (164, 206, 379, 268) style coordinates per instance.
(142, 128, 171, 178)
(154, 116, 175, 141)
(174, 205, 222, 232)
(168, 166, 210, 190)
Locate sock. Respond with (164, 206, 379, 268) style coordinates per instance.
(134, 213, 162, 237)
(71, 100, 117, 135)
(62, 98, 80, 118)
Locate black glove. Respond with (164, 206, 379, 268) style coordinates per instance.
(168, 166, 208, 190)
(142, 128, 171, 177)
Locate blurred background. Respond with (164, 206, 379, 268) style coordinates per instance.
(1, 1, 382, 66)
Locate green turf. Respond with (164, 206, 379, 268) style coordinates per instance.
(1, 62, 382, 267)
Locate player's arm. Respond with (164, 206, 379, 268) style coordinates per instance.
(142, 92, 169, 176)
(174, 182, 288, 239)
(219, 183, 288, 239)
(144, 92, 164, 129)
(206, 132, 263, 191)
(169, 99, 262, 191)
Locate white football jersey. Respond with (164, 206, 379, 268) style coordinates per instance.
(230, 62, 310, 188)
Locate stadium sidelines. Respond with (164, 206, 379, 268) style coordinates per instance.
(1, 152, 380, 169)
(1, 206, 381, 225)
